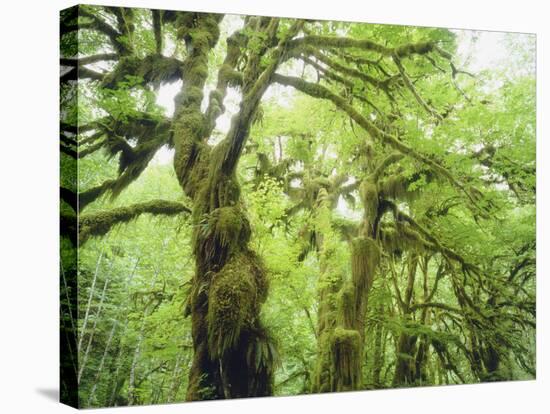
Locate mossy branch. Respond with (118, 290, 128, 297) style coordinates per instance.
(205, 30, 246, 135)
(220, 20, 304, 176)
(79, 180, 116, 211)
(152, 10, 163, 54)
(61, 66, 105, 83)
(304, 47, 394, 91)
(290, 35, 439, 59)
(79, 200, 191, 244)
(102, 55, 184, 88)
(61, 187, 78, 211)
(409, 302, 461, 313)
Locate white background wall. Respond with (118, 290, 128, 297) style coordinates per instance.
(0, 0, 547, 412)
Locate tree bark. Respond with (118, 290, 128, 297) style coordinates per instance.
(173, 15, 302, 400)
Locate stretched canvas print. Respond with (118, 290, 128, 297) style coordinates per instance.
(59, 4, 536, 409)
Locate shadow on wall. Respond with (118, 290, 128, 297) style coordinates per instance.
(36, 388, 59, 402)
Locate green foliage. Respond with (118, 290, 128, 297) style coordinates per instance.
(66, 6, 535, 407)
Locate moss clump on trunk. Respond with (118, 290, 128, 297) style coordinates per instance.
(207, 250, 268, 358)
(350, 237, 380, 298)
(195, 205, 251, 265)
(337, 283, 356, 329)
(359, 181, 378, 233)
(393, 332, 419, 386)
(330, 327, 362, 391)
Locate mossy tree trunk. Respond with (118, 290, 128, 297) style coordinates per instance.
(312, 177, 381, 393)
(371, 306, 385, 388)
(414, 257, 432, 384)
(392, 254, 419, 387)
(171, 15, 302, 400)
(310, 188, 347, 393)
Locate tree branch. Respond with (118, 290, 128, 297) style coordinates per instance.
(393, 55, 443, 120)
(290, 35, 439, 59)
(60, 53, 118, 67)
(220, 20, 304, 175)
(102, 55, 183, 88)
(152, 10, 163, 54)
(79, 200, 191, 244)
(410, 302, 461, 313)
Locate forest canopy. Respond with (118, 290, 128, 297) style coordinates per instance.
(59, 5, 536, 408)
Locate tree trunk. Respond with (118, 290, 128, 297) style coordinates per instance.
(393, 254, 419, 387)
(392, 332, 418, 386)
(172, 15, 299, 400)
(371, 311, 384, 388)
(312, 186, 380, 393)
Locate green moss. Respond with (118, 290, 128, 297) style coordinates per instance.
(207, 250, 268, 358)
(379, 175, 420, 202)
(359, 180, 379, 230)
(208, 206, 251, 251)
(395, 41, 434, 58)
(381, 226, 400, 253)
(337, 283, 356, 328)
(351, 237, 380, 292)
(400, 226, 429, 253)
(311, 331, 334, 393)
(330, 327, 362, 391)
(173, 112, 209, 197)
(79, 200, 190, 244)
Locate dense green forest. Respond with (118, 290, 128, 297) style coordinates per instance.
(60, 6, 536, 408)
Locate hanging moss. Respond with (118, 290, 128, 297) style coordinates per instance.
(380, 175, 407, 199)
(359, 180, 379, 232)
(379, 175, 420, 202)
(400, 225, 431, 254)
(380, 226, 401, 255)
(351, 236, 380, 296)
(144, 55, 183, 87)
(393, 332, 420, 386)
(337, 282, 357, 329)
(330, 327, 362, 391)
